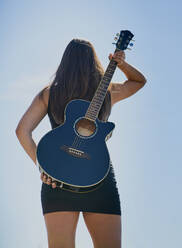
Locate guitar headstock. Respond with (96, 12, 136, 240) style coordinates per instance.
(113, 30, 134, 51)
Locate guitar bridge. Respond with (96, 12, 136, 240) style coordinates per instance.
(60, 145, 90, 160)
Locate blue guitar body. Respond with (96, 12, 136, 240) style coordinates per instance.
(36, 99, 115, 192)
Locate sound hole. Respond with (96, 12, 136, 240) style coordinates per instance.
(75, 118, 96, 137)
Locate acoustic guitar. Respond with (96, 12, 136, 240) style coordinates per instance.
(36, 30, 134, 193)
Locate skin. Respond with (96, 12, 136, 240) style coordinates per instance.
(15, 51, 146, 248)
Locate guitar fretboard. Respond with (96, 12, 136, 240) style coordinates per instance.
(85, 48, 119, 121)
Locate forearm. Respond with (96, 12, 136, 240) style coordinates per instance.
(117, 61, 147, 83)
(16, 130, 37, 165)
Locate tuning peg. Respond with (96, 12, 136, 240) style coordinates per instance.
(112, 42, 117, 45)
(127, 47, 132, 51)
(114, 37, 118, 41)
(129, 42, 134, 47)
(131, 39, 135, 42)
(116, 33, 120, 36)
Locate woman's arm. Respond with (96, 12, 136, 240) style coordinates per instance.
(15, 86, 57, 188)
(117, 61, 147, 83)
(109, 51, 147, 106)
(15, 87, 49, 165)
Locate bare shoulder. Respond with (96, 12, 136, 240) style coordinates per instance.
(40, 85, 50, 108)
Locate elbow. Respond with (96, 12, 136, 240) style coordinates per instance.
(143, 77, 147, 84)
(142, 75, 147, 84)
(15, 126, 23, 138)
(15, 126, 20, 136)
(139, 77, 147, 86)
(15, 126, 30, 138)
(15, 121, 23, 136)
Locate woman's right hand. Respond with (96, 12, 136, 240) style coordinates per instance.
(40, 172, 57, 188)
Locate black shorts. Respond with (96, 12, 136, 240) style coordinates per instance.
(41, 162, 121, 215)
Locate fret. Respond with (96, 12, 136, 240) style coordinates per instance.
(90, 106, 100, 111)
(109, 66, 116, 71)
(93, 97, 105, 103)
(93, 98, 105, 104)
(96, 83, 110, 93)
(107, 65, 115, 70)
(86, 113, 96, 118)
(105, 71, 113, 76)
(96, 89, 107, 95)
(94, 95, 105, 100)
(95, 91, 105, 97)
(85, 113, 96, 120)
(103, 76, 111, 80)
(99, 82, 108, 87)
(91, 98, 102, 104)
(99, 85, 108, 91)
(108, 68, 115, 73)
(86, 110, 96, 116)
(88, 111, 98, 116)
(102, 77, 110, 82)
(86, 108, 97, 113)
(93, 98, 104, 103)
(91, 103, 100, 108)
(93, 96, 105, 102)
(96, 89, 104, 96)
(85, 116, 96, 121)
(104, 71, 111, 78)
(107, 69, 114, 72)
(87, 110, 98, 115)
(88, 109, 100, 115)
(86, 112, 97, 118)
(96, 92, 106, 97)
(107, 66, 113, 71)
(88, 105, 99, 111)
(109, 63, 117, 69)
(88, 107, 100, 113)
(93, 95, 105, 100)
(98, 85, 109, 90)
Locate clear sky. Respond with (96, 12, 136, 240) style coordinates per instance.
(1, 0, 182, 247)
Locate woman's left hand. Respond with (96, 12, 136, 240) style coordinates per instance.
(108, 51, 126, 66)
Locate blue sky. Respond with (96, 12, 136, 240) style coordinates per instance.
(1, 0, 182, 247)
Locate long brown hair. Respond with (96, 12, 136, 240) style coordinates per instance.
(39, 38, 111, 124)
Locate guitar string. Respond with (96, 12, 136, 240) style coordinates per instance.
(72, 135, 82, 148)
(75, 134, 85, 148)
(72, 137, 79, 147)
(72, 136, 82, 148)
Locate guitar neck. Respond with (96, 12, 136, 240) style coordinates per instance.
(85, 48, 120, 121)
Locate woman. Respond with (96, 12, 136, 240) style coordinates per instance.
(15, 38, 146, 248)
